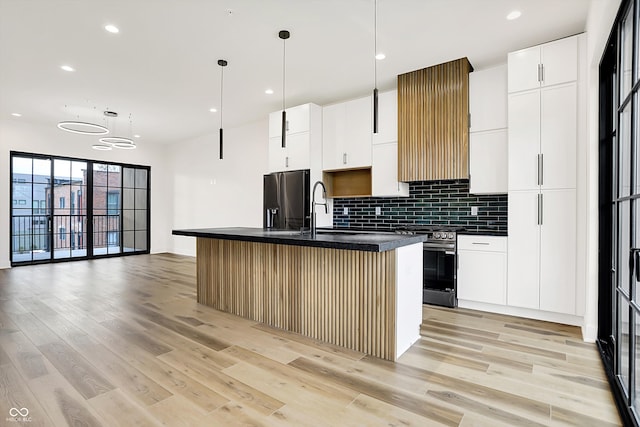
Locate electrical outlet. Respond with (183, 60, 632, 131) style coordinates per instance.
(375, 206, 381, 216)
(471, 206, 478, 216)
(343, 207, 348, 215)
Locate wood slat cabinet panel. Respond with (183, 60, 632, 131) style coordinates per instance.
(398, 57, 472, 181)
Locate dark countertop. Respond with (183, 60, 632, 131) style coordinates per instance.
(172, 227, 426, 252)
(458, 229, 508, 237)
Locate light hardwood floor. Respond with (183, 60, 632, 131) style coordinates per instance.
(0, 253, 621, 426)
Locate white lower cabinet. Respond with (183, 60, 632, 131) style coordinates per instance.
(457, 236, 507, 305)
(372, 142, 409, 197)
(507, 189, 576, 314)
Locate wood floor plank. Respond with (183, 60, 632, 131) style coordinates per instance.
(99, 318, 173, 356)
(37, 340, 114, 400)
(158, 349, 285, 415)
(28, 371, 106, 427)
(147, 395, 207, 427)
(3, 331, 48, 379)
(288, 356, 464, 426)
(89, 389, 161, 427)
(0, 363, 51, 427)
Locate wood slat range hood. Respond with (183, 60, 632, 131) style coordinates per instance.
(398, 57, 473, 182)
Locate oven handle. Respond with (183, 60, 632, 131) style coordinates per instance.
(423, 242, 456, 251)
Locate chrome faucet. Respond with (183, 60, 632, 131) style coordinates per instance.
(311, 181, 327, 238)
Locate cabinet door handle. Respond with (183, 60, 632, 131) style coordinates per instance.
(537, 193, 543, 225)
(285, 156, 289, 168)
(472, 242, 490, 245)
(540, 154, 544, 186)
(537, 194, 541, 225)
(541, 64, 545, 83)
(343, 153, 347, 165)
(537, 154, 541, 186)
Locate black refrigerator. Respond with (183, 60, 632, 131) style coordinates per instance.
(263, 169, 310, 230)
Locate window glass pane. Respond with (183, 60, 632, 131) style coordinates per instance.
(123, 167, 135, 188)
(620, 201, 631, 296)
(620, 103, 632, 198)
(12, 156, 32, 178)
(123, 210, 134, 231)
(123, 188, 134, 210)
(619, 294, 631, 397)
(108, 165, 121, 188)
(107, 191, 120, 215)
(621, 5, 634, 102)
(54, 159, 70, 181)
(135, 210, 147, 230)
(123, 231, 135, 252)
(33, 158, 50, 183)
(135, 169, 148, 189)
(135, 230, 147, 251)
(93, 164, 108, 187)
(135, 189, 147, 209)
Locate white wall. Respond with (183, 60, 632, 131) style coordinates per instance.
(582, 0, 623, 341)
(0, 118, 171, 268)
(169, 119, 269, 256)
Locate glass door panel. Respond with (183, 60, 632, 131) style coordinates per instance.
(52, 159, 88, 259)
(93, 164, 122, 255)
(11, 156, 52, 263)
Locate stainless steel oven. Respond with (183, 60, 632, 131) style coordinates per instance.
(397, 227, 458, 307)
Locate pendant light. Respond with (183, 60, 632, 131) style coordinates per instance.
(373, 0, 379, 134)
(218, 59, 228, 159)
(58, 104, 109, 135)
(279, 30, 290, 148)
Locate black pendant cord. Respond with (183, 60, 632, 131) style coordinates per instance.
(218, 59, 227, 159)
(373, 0, 379, 134)
(279, 30, 290, 148)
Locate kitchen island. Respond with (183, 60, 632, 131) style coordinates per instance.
(172, 227, 425, 361)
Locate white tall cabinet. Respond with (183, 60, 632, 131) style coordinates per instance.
(507, 34, 583, 315)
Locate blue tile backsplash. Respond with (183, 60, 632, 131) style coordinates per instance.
(332, 179, 507, 232)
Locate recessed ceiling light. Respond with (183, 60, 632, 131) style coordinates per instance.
(11, 113, 22, 117)
(375, 53, 386, 60)
(105, 24, 119, 34)
(265, 89, 274, 95)
(210, 108, 217, 113)
(61, 65, 75, 72)
(506, 10, 522, 20)
(134, 134, 141, 138)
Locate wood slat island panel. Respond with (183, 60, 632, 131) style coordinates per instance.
(196, 238, 397, 360)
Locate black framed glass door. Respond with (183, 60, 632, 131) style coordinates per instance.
(10, 152, 150, 266)
(599, 0, 640, 424)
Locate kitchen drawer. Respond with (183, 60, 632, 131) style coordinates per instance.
(458, 235, 507, 252)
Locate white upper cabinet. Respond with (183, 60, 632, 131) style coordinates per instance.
(372, 142, 409, 197)
(267, 103, 321, 173)
(269, 103, 312, 138)
(323, 95, 373, 170)
(508, 35, 578, 93)
(469, 129, 508, 194)
(373, 90, 398, 145)
(469, 65, 507, 132)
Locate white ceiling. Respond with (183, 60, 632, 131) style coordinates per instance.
(0, 0, 590, 146)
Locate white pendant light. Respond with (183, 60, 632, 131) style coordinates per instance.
(58, 104, 109, 135)
(99, 111, 136, 149)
